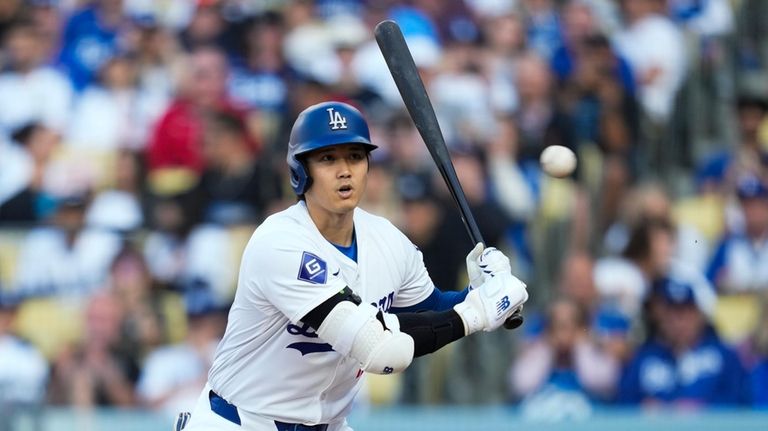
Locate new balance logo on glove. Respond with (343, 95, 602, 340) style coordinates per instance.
(496, 295, 511, 315)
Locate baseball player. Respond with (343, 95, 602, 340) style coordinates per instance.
(179, 101, 529, 431)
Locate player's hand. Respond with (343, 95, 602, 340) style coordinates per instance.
(454, 271, 528, 334)
(465, 243, 484, 290)
(465, 243, 512, 290)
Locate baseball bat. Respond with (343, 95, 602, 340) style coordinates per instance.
(374, 20, 523, 330)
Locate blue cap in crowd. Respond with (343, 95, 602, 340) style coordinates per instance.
(651, 263, 717, 318)
(736, 174, 768, 200)
(0, 290, 22, 310)
(183, 280, 225, 318)
(653, 276, 697, 306)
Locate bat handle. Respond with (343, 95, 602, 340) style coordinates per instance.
(504, 311, 524, 330)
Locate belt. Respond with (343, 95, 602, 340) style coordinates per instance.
(208, 390, 329, 431)
(274, 421, 328, 431)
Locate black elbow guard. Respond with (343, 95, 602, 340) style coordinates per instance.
(397, 310, 465, 357)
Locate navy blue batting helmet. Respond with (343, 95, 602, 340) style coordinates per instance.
(287, 101, 377, 195)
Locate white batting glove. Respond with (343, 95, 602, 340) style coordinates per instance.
(465, 243, 485, 290)
(466, 243, 512, 290)
(454, 271, 528, 334)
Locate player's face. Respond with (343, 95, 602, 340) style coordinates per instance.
(304, 143, 369, 216)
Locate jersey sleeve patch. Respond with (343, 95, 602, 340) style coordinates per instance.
(297, 251, 328, 284)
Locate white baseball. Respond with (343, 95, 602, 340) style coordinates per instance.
(540, 145, 577, 178)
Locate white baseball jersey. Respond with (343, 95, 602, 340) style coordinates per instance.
(207, 201, 434, 425)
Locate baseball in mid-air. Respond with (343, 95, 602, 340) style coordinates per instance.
(540, 145, 577, 178)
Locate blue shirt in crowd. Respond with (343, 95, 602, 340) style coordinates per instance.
(57, 7, 121, 91)
(617, 330, 748, 406)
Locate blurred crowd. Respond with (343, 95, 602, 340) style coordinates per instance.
(1, 0, 768, 423)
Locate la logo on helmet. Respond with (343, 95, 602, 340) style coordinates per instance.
(327, 107, 348, 130)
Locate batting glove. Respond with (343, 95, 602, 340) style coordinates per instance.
(454, 271, 528, 334)
(465, 243, 512, 290)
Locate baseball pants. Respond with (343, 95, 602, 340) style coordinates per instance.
(179, 383, 352, 431)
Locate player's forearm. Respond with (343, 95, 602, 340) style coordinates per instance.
(302, 287, 465, 364)
(394, 309, 466, 357)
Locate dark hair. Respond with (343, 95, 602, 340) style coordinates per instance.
(206, 109, 247, 137)
(10, 122, 41, 145)
(622, 217, 674, 262)
(544, 298, 590, 331)
(737, 95, 768, 113)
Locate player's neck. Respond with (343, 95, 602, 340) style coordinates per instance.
(306, 205, 355, 246)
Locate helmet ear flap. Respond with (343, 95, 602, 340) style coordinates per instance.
(301, 159, 313, 194)
(289, 159, 312, 195)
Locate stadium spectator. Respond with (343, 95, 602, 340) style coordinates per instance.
(521, 0, 562, 61)
(106, 245, 167, 360)
(512, 52, 573, 163)
(178, 0, 226, 52)
(595, 216, 676, 320)
(25, 0, 64, 63)
(617, 269, 748, 407)
(0, 18, 72, 135)
(123, 12, 177, 128)
(56, 0, 127, 91)
(0, 122, 60, 224)
(0, 290, 49, 407)
(559, 251, 633, 363)
(697, 95, 768, 194)
(707, 174, 768, 293)
(47, 291, 139, 407)
(0, 0, 24, 45)
(136, 290, 225, 419)
(552, 0, 635, 96)
(668, 0, 733, 37)
(146, 45, 254, 174)
(197, 109, 283, 225)
(510, 297, 620, 418)
(67, 52, 155, 150)
(84, 149, 145, 233)
(430, 30, 496, 145)
(12, 190, 123, 297)
(229, 12, 294, 114)
(478, 8, 526, 115)
(613, 0, 686, 124)
(142, 176, 235, 306)
(486, 116, 538, 226)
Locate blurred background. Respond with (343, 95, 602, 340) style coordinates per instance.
(1, 0, 768, 430)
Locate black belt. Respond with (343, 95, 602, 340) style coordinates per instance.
(208, 390, 329, 431)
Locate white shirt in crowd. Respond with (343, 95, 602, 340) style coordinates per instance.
(613, 13, 687, 123)
(0, 67, 73, 134)
(0, 334, 49, 404)
(143, 225, 235, 305)
(13, 227, 122, 296)
(137, 340, 218, 419)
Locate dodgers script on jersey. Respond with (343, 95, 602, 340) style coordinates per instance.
(207, 201, 434, 425)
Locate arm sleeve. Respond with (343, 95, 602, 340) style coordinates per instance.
(390, 287, 469, 313)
